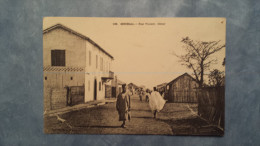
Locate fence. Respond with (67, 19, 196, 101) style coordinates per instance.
(67, 86, 85, 106)
(165, 89, 198, 103)
(105, 85, 112, 98)
(198, 86, 225, 129)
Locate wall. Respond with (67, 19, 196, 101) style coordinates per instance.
(50, 89, 67, 110)
(198, 86, 225, 129)
(168, 75, 198, 103)
(43, 88, 52, 112)
(84, 40, 113, 102)
(43, 28, 86, 67)
(43, 27, 86, 109)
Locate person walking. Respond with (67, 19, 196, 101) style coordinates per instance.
(149, 87, 166, 118)
(139, 89, 143, 102)
(116, 84, 130, 128)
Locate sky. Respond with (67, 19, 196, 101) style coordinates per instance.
(43, 17, 226, 89)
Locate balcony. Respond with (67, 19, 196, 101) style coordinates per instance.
(109, 71, 114, 79)
(102, 71, 114, 82)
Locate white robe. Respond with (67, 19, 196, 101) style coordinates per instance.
(149, 91, 166, 112)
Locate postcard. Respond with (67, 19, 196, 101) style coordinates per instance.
(43, 17, 225, 136)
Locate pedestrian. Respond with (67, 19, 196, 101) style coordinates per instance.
(145, 89, 150, 102)
(126, 85, 132, 121)
(149, 87, 166, 118)
(139, 89, 143, 102)
(116, 84, 130, 128)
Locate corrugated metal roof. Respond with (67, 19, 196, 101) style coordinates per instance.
(43, 23, 114, 60)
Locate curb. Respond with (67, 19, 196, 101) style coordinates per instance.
(44, 99, 117, 117)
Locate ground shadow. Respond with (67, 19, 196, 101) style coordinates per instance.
(158, 116, 224, 136)
(131, 109, 151, 112)
(75, 125, 121, 128)
(132, 116, 154, 119)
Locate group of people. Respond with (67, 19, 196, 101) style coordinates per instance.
(116, 85, 166, 128)
(138, 89, 150, 102)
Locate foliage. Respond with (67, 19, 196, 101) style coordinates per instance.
(208, 69, 225, 87)
(174, 37, 225, 87)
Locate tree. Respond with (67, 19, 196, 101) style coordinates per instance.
(174, 37, 225, 87)
(208, 69, 225, 87)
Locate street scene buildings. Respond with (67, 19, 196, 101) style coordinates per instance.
(43, 24, 114, 110)
(43, 18, 225, 136)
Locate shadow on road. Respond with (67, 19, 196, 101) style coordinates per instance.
(130, 109, 151, 112)
(75, 125, 122, 128)
(158, 116, 224, 136)
(132, 116, 154, 119)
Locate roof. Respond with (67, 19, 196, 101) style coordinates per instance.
(128, 83, 139, 88)
(167, 73, 197, 85)
(43, 23, 114, 59)
(117, 79, 126, 85)
(157, 82, 168, 88)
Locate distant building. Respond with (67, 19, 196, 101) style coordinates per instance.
(106, 76, 126, 98)
(156, 82, 168, 95)
(128, 83, 139, 90)
(165, 73, 199, 103)
(43, 24, 114, 110)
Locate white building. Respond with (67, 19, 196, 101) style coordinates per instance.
(43, 24, 114, 109)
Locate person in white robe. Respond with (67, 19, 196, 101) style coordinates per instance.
(149, 87, 166, 118)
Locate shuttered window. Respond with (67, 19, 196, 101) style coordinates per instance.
(100, 57, 103, 71)
(89, 51, 91, 66)
(96, 55, 98, 69)
(51, 50, 65, 66)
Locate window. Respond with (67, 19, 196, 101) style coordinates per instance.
(104, 61, 106, 72)
(51, 50, 65, 66)
(88, 80, 90, 91)
(99, 82, 101, 91)
(106, 62, 108, 72)
(70, 77, 73, 80)
(100, 57, 103, 71)
(96, 55, 98, 69)
(45, 76, 47, 80)
(89, 51, 91, 66)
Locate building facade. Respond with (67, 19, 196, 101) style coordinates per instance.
(156, 82, 168, 95)
(165, 73, 199, 103)
(43, 24, 113, 110)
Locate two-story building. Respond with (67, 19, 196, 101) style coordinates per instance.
(43, 24, 114, 110)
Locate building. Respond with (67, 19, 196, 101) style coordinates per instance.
(165, 73, 199, 103)
(127, 83, 139, 90)
(156, 82, 168, 95)
(43, 24, 114, 110)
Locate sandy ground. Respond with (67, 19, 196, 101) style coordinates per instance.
(44, 95, 223, 136)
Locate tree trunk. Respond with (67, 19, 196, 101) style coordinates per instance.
(200, 62, 204, 88)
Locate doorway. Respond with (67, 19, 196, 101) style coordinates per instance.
(94, 79, 97, 100)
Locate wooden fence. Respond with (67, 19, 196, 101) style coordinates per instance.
(67, 86, 85, 106)
(198, 86, 225, 129)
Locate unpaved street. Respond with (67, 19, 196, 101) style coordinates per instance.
(44, 95, 223, 135)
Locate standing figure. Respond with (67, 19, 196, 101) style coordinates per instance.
(145, 90, 150, 102)
(149, 87, 166, 118)
(139, 89, 143, 102)
(116, 84, 130, 128)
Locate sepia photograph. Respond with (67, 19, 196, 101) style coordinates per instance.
(43, 17, 225, 136)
